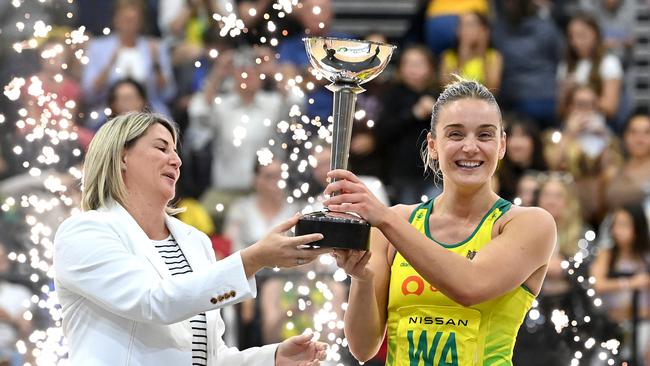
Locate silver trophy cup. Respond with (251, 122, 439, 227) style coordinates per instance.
(296, 37, 396, 250)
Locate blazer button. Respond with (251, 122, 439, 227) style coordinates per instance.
(229, 290, 236, 297)
(210, 297, 218, 304)
(217, 295, 225, 302)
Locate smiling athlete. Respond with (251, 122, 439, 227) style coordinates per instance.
(325, 78, 556, 366)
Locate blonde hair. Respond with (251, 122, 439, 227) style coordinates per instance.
(81, 112, 182, 215)
(538, 173, 583, 257)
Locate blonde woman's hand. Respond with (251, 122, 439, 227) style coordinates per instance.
(241, 216, 329, 277)
(276, 333, 327, 366)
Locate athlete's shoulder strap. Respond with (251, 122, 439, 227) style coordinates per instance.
(388, 199, 434, 265)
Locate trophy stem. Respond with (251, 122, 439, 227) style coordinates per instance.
(327, 83, 364, 187)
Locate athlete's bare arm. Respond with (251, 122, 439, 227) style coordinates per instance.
(335, 204, 415, 362)
(378, 206, 556, 306)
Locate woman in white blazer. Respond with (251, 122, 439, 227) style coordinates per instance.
(54, 112, 329, 365)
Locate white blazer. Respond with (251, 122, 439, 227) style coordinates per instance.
(54, 203, 277, 365)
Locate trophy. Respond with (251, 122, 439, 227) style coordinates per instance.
(296, 37, 396, 250)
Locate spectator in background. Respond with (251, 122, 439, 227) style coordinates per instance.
(557, 12, 623, 123)
(223, 159, 299, 349)
(9, 35, 90, 174)
(305, 144, 389, 208)
(277, 0, 345, 124)
(157, 0, 224, 66)
(514, 171, 541, 207)
(534, 174, 587, 344)
(107, 78, 149, 119)
(176, 39, 238, 202)
(538, 174, 587, 274)
(258, 257, 348, 365)
(175, 196, 217, 242)
(86, 78, 149, 131)
(421, 0, 488, 56)
(439, 11, 502, 92)
(224, 159, 298, 255)
(497, 115, 547, 202)
(514, 173, 586, 365)
(32, 34, 81, 113)
(168, 24, 240, 137)
(82, 0, 175, 126)
(188, 47, 301, 211)
(591, 203, 650, 365)
(253, 154, 350, 363)
(21, 33, 87, 140)
(546, 86, 620, 174)
(0, 241, 32, 366)
(604, 113, 650, 213)
(237, 0, 303, 45)
(347, 33, 391, 178)
(545, 85, 622, 225)
(579, 0, 636, 67)
(75, 0, 158, 37)
(374, 45, 438, 204)
(492, 0, 564, 129)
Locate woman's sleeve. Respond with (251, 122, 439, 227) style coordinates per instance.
(210, 312, 278, 366)
(599, 54, 623, 80)
(54, 213, 256, 324)
(556, 61, 568, 81)
(155, 39, 177, 101)
(157, 0, 185, 38)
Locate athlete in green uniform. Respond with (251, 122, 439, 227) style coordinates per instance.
(324, 78, 556, 366)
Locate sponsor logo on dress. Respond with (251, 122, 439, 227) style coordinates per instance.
(401, 275, 438, 296)
(407, 330, 459, 366)
(408, 316, 469, 327)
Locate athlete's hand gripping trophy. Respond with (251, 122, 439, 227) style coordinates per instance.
(296, 37, 395, 250)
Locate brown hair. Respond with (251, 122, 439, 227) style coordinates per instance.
(566, 13, 606, 93)
(421, 76, 502, 179)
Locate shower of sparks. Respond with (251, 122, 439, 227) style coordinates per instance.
(212, 12, 245, 38)
(2, 9, 89, 365)
(278, 255, 348, 364)
(521, 230, 620, 365)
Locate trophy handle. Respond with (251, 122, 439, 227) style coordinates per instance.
(321, 45, 381, 73)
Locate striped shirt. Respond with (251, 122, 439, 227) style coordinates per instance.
(153, 236, 208, 366)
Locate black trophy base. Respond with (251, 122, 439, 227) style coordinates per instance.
(295, 210, 371, 250)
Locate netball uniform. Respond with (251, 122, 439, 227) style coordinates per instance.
(386, 198, 534, 366)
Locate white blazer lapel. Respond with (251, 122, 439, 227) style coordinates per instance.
(107, 203, 172, 279)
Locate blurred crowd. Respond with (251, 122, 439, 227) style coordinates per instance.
(1, 0, 650, 365)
